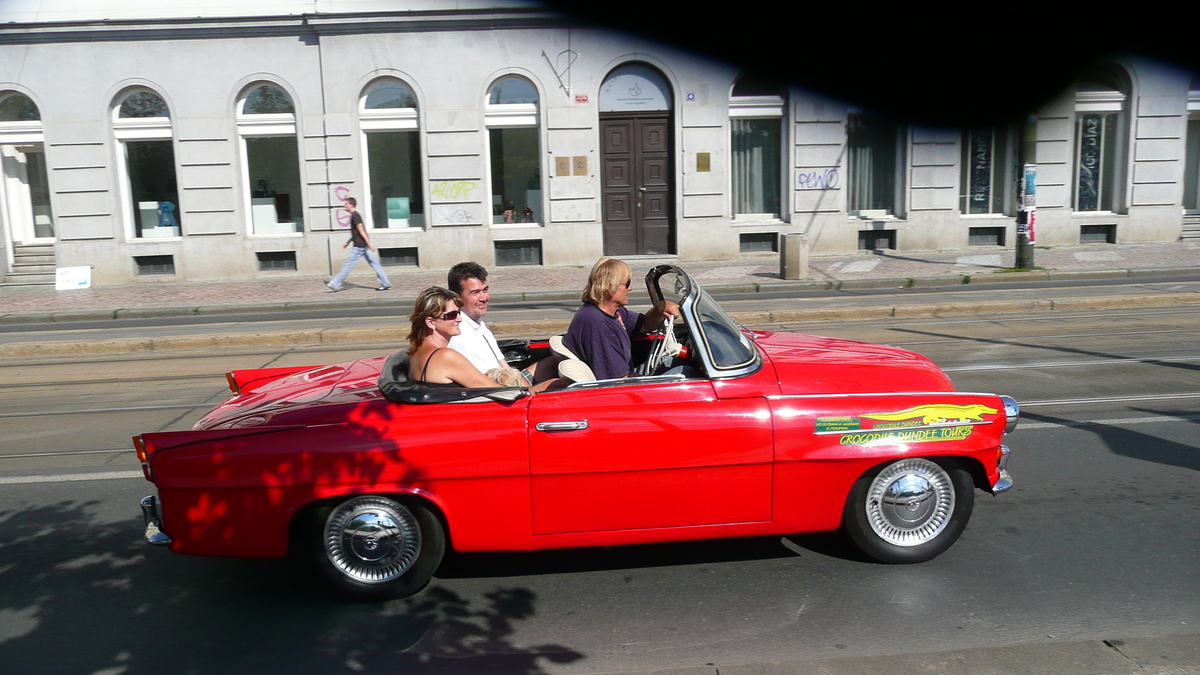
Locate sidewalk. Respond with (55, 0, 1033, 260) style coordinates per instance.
(2, 241, 1199, 323)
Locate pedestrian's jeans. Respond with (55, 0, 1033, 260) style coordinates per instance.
(328, 246, 390, 290)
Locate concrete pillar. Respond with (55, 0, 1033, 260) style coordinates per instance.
(780, 233, 809, 280)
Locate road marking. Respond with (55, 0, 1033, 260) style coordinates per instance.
(1021, 392, 1200, 406)
(0, 403, 210, 419)
(892, 327, 1200, 346)
(1018, 414, 1200, 430)
(0, 470, 143, 485)
(0, 448, 133, 459)
(944, 356, 1200, 372)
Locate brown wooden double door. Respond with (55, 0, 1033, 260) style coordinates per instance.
(600, 113, 674, 256)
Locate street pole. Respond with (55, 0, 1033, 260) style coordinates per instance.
(1015, 114, 1037, 269)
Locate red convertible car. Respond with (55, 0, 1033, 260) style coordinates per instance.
(135, 265, 1018, 599)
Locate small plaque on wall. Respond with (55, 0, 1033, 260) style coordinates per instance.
(696, 152, 711, 172)
(555, 157, 570, 176)
(572, 156, 588, 175)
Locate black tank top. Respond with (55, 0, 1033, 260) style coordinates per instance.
(417, 348, 465, 388)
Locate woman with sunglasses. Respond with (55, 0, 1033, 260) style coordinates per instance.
(561, 258, 680, 380)
(407, 287, 505, 389)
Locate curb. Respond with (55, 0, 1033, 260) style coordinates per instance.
(2, 266, 1198, 327)
(6, 291, 1200, 360)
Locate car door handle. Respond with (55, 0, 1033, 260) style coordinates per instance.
(535, 421, 588, 432)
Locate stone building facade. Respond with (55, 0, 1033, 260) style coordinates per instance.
(0, 1, 1196, 286)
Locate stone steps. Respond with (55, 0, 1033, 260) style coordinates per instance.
(3, 244, 56, 286)
(1184, 216, 1200, 240)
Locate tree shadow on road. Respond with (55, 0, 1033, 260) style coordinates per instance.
(0, 500, 582, 675)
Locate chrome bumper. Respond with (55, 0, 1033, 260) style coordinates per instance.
(140, 495, 172, 546)
(992, 444, 1013, 494)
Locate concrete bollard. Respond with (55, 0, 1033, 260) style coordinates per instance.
(779, 233, 809, 280)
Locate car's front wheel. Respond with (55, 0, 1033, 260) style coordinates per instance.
(302, 495, 444, 599)
(842, 458, 974, 563)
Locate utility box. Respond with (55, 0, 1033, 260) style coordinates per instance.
(780, 233, 808, 280)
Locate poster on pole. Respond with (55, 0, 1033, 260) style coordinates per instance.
(1023, 164, 1036, 244)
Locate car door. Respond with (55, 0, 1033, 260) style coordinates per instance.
(527, 377, 773, 535)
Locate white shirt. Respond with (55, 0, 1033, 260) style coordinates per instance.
(447, 312, 506, 373)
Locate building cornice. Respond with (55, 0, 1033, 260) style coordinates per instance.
(0, 8, 571, 45)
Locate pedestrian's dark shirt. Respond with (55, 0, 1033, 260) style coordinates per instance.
(349, 211, 368, 248)
(563, 302, 644, 380)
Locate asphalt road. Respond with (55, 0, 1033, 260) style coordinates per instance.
(1, 306, 1198, 674)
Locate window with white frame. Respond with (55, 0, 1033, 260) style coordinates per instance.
(360, 79, 424, 228)
(847, 109, 904, 217)
(1184, 83, 1200, 213)
(960, 126, 1009, 214)
(485, 76, 541, 225)
(0, 92, 53, 242)
(729, 75, 784, 220)
(238, 83, 303, 234)
(113, 89, 181, 238)
(1073, 75, 1127, 213)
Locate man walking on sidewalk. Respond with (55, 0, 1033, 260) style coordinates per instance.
(326, 197, 391, 292)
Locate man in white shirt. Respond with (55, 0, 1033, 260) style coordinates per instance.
(446, 262, 508, 373)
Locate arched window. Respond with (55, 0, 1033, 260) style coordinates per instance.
(485, 76, 542, 225)
(729, 74, 786, 220)
(1184, 74, 1200, 213)
(1073, 66, 1129, 213)
(0, 92, 53, 242)
(237, 83, 302, 234)
(112, 89, 180, 238)
(359, 78, 423, 228)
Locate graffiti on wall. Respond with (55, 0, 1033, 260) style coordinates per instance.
(430, 181, 477, 201)
(795, 169, 839, 190)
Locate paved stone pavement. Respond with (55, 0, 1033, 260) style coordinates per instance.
(2, 241, 1198, 320)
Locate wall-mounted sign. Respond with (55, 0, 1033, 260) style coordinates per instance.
(555, 157, 570, 176)
(686, 92, 696, 101)
(575, 93, 589, 103)
(573, 156, 588, 175)
(599, 63, 672, 112)
(696, 153, 710, 172)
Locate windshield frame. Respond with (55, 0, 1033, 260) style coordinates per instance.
(645, 265, 761, 380)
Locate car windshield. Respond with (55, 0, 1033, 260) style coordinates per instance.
(692, 290, 756, 369)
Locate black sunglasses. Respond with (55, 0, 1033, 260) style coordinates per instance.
(435, 310, 461, 321)
(621, 279, 632, 289)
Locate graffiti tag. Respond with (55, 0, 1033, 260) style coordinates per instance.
(796, 168, 839, 190)
(430, 181, 477, 200)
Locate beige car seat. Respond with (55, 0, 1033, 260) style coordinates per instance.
(549, 335, 596, 383)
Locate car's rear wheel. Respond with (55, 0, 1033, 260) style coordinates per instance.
(303, 495, 444, 599)
(842, 458, 974, 563)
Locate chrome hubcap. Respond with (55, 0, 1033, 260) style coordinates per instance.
(865, 459, 954, 547)
(324, 497, 421, 584)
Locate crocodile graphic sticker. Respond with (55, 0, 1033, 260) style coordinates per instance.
(815, 403, 998, 445)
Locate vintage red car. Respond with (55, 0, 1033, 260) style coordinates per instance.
(135, 265, 1018, 599)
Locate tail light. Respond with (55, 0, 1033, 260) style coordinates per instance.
(132, 435, 152, 482)
(225, 372, 239, 394)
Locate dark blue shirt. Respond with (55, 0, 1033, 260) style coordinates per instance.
(563, 303, 644, 380)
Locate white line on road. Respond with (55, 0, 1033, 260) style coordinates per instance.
(944, 355, 1200, 372)
(1018, 414, 1200, 430)
(1021, 392, 1200, 406)
(0, 470, 143, 485)
(0, 403, 209, 419)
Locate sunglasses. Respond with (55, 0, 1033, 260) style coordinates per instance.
(621, 279, 632, 289)
(435, 310, 461, 321)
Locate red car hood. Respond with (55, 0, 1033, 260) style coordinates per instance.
(752, 330, 954, 395)
(194, 357, 386, 429)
